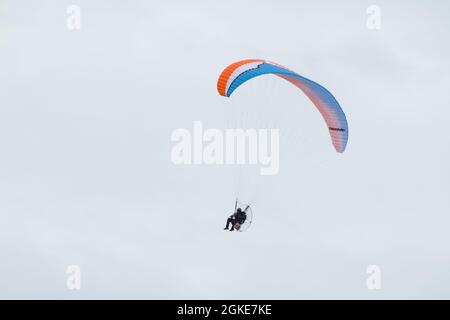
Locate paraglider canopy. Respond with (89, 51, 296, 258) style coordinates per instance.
(217, 59, 349, 153)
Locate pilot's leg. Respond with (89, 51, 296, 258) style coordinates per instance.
(229, 218, 236, 231)
(224, 217, 233, 230)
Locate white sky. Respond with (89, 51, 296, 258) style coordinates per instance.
(0, 0, 449, 299)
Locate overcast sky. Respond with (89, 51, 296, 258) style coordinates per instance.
(1, 0, 449, 299)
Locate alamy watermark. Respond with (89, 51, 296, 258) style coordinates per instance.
(66, 265, 81, 290)
(366, 265, 382, 290)
(66, 5, 81, 30)
(366, 5, 381, 30)
(171, 121, 280, 175)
